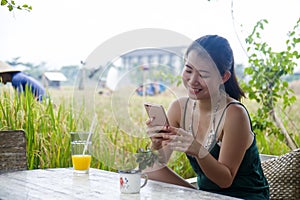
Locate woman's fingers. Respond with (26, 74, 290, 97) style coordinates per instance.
(163, 129, 195, 152)
(167, 130, 193, 142)
(155, 127, 204, 157)
(163, 140, 188, 151)
(147, 126, 170, 135)
(145, 118, 153, 125)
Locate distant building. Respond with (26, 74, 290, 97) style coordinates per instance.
(42, 72, 67, 88)
(120, 46, 187, 74)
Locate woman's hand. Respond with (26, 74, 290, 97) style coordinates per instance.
(162, 126, 208, 159)
(146, 118, 171, 150)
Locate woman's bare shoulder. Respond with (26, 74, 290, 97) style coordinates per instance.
(167, 97, 190, 126)
(225, 102, 249, 120)
(223, 102, 252, 136)
(168, 96, 189, 109)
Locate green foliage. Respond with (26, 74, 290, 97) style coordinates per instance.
(242, 18, 300, 150)
(0, 85, 196, 177)
(160, 73, 182, 87)
(168, 152, 196, 178)
(0, 87, 76, 169)
(1, 0, 32, 12)
(8, 58, 46, 81)
(135, 148, 158, 171)
(1, 85, 299, 178)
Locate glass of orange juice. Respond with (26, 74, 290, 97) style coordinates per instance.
(70, 132, 93, 174)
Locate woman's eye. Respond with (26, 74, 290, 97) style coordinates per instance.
(200, 75, 209, 78)
(184, 65, 193, 73)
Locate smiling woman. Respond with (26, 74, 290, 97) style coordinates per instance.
(145, 35, 270, 200)
(182, 52, 224, 101)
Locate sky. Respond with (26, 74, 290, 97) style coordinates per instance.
(1, 0, 299, 70)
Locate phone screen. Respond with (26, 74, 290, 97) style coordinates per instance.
(144, 103, 169, 126)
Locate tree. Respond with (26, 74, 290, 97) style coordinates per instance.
(1, 0, 32, 12)
(7, 57, 46, 80)
(242, 18, 300, 150)
(235, 63, 245, 80)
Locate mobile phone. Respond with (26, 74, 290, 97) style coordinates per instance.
(144, 102, 170, 126)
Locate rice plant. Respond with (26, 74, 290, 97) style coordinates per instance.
(1, 85, 299, 179)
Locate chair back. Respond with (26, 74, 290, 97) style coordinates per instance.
(0, 130, 27, 173)
(260, 154, 278, 162)
(261, 148, 300, 200)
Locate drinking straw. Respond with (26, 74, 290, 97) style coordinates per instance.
(83, 114, 97, 155)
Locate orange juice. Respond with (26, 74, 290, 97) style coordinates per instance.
(72, 155, 91, 170)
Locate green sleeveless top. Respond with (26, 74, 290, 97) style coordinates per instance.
(183, 99, 269, 200)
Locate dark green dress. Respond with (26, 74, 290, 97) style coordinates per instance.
(184, 101, 270, 199)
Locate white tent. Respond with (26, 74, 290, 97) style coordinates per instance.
(105, 67, 119, 91)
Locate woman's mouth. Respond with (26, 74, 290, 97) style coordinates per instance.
(190, 88, 202, 94)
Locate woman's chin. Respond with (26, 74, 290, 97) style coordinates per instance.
(188, 92, 209, 100)
(188, 93, 199, 100)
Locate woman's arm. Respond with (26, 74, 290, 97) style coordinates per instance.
(196, 104, 254, 188)
(147, 98, 185, 163)
(145, 165, 196, 189)
(145, 98, 194, 188)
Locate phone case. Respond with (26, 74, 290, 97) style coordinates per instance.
(144, 103, 169, 126)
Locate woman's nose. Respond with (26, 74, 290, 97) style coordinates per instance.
(189, 73, 201, 85)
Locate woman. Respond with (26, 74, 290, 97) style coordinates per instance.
(146, 35, 269, 199)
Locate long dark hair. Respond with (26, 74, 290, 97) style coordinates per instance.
(186, 35, 245, 101)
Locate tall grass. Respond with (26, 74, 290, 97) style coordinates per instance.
(242, 97, 300, 155)
(1, 86, 299, 179)
(0, 87, 77, 169)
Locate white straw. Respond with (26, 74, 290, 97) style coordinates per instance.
(83, 114, 97, 155)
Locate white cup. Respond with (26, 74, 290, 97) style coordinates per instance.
(119, 170, 148, 194)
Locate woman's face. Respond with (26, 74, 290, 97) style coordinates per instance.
(182, 50, 222, 100)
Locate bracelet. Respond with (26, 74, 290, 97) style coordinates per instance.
(190, 140, 209, 159)
(197, 144, 209, 159)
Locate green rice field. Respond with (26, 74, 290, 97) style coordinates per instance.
(0, 84, 299, 179)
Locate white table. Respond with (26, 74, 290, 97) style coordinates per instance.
(0, 168, 239, 200)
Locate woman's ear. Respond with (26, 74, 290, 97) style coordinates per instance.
(222, 71, 231, 84)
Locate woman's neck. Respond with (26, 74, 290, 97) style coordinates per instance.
(195, 92, 228, 113)
(197, 99, 213, 112)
